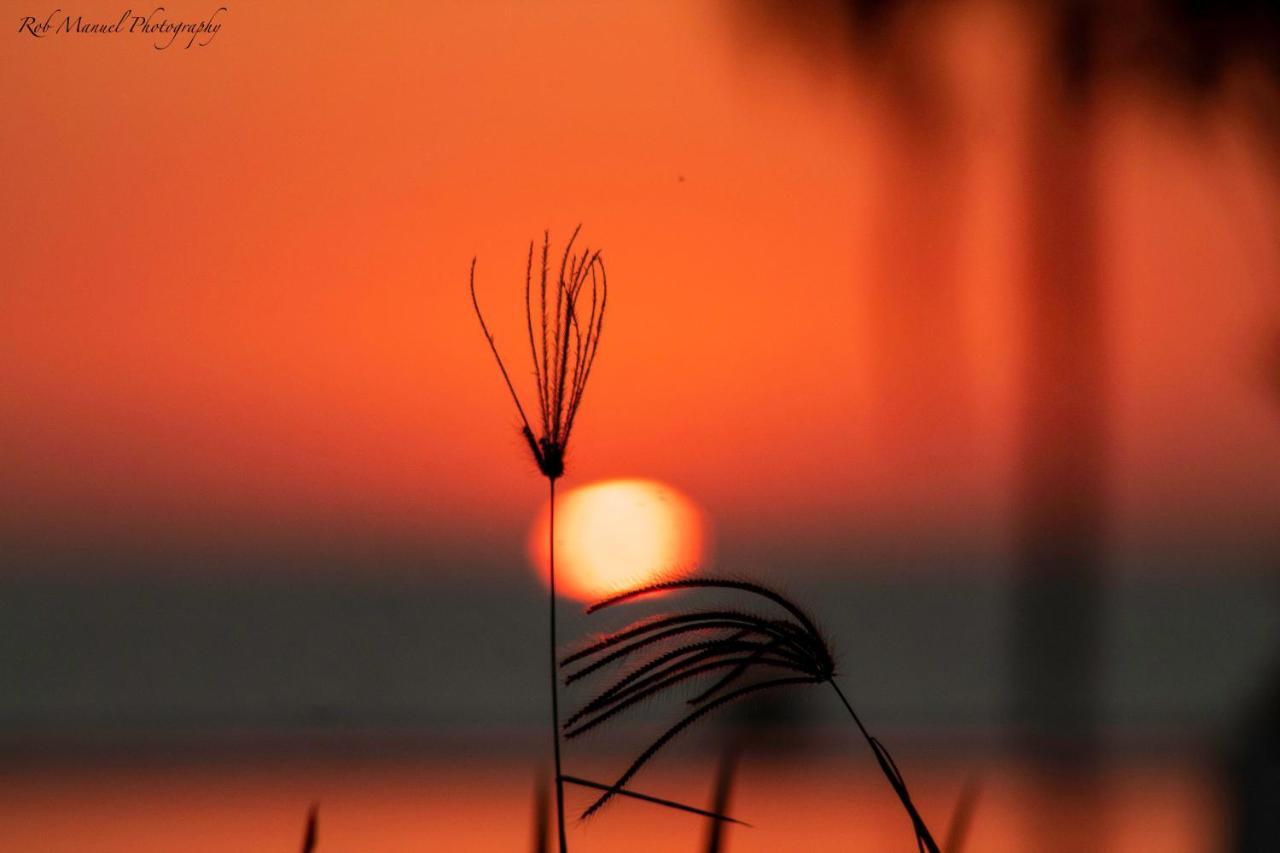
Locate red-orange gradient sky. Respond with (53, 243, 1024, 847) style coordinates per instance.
(2, 0, 1278, 576)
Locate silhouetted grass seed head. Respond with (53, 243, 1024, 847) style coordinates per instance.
(470, 225, 606, 480)
(562, 578, 836, 817)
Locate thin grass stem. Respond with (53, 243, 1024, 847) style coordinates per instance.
(549, 478, 567, 853)
(560, 776, 750, 827)
(830, 679, 940, 853)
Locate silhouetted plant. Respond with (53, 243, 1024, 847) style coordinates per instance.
(564, 578, 941, 853)
(469, 225, 606, 482)
(531, 770, 550, 853)
(299, 803, 318, 853)
(531, 760, 749, 837)
(470, 225, 606, 853)
(942, 778, 980, 853)
(561, 774, 749, 826)
(703, 744, 739, 853)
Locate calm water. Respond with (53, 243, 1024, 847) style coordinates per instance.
(0, 754, 1221, 852)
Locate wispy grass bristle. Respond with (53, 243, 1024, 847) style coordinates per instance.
(565, 655, 806, 739)
(565, 577, 942, 852)
(579, 675, 821, 820)
(470, 224, 606, 480)
(565, 635, 781, 725)
(562, 612, 806, 679)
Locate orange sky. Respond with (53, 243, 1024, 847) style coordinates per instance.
(2, 0, 1278, 576)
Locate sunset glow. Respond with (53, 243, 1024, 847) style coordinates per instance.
(6, 2, 1278, 850)
(1, 2, 1277, 568)
(528, 479, 705, 602)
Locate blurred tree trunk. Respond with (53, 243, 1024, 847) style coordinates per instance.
(1010, 10, 1107, 847)
(867, 53, 974, 524)
(1227, 328, 1280, 852)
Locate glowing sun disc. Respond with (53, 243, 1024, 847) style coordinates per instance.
(528, 479, 707, 602)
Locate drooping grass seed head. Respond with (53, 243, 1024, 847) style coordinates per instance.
(562, 578, 836, 817)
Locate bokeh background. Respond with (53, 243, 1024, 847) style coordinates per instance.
(3, 1, 1279, 850)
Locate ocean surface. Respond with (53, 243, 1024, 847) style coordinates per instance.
(0, 751, 1223, 853)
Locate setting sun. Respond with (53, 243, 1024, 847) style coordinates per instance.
(528, 479, 706, 602)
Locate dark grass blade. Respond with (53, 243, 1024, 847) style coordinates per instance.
(300, 802, 318, 853)
(531, 771, 550, 853)
(561, 775, 750, 827)
(943, 778, 981, 853)
(703, 746, 739, 853)
(581, 676, 821, 818)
